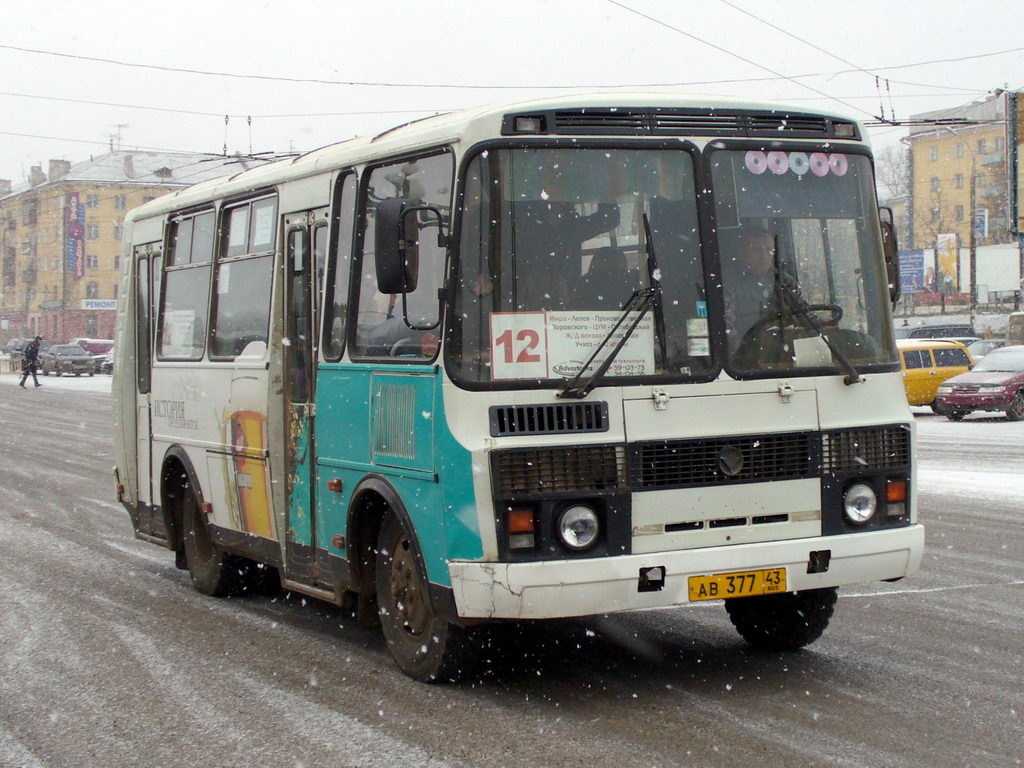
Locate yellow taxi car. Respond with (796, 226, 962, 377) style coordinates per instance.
(896, 339, 974, 411)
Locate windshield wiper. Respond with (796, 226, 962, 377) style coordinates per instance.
(558, 286, 659, 400)
(772, 236, 862, 386)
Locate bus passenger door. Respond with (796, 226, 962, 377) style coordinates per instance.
(134, 243, 160, 536)
(282, 209, 328, 583)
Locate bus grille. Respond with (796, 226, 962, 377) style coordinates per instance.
(489, 402, 609, 437)
(493, 445, 626, 496)
(630, 432, 815, 490)
(821, 426, 910, 473)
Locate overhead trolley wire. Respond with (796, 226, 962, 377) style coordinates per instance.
(0, 41, 1018, 92)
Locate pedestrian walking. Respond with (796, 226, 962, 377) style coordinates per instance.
(19, 335, 43, 388)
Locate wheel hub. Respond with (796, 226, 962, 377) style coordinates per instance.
(389, 539, 430, 637)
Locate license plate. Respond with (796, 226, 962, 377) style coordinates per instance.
(687, 568, 787, 602)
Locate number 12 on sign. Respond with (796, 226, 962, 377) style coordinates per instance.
(489, 312, 548, 380)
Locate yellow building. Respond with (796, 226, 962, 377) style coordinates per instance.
(906, 92, 1014, 257)
(0, 152, 252, 344)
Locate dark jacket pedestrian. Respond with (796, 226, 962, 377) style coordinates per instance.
(19, 336, 42, 388)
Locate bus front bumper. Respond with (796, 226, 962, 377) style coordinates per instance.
(448, 525, 924, 619)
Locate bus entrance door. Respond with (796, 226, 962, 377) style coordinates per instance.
(282, 208, 328, 583)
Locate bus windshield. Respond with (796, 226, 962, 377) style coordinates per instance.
(451, 145, 896, 387)
(711, 149, 896, 374)
(451, 147, 712, 384)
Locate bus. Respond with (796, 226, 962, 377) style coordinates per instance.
(113, 93, 923, 682)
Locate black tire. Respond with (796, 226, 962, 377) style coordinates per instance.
(55, 369, 63, 377)
(1006, 391, 1024, 422)
(929, 401, 945, 416)
(88, 372, 94, 377)
(375, 514, 472, 682)
(946, 408, 969, 421)
(725, 587, 838, 651)
(181, 487, 239, 597)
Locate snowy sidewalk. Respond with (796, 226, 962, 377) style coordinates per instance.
(0, 371, 113, 395)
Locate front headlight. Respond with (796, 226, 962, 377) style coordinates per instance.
(977, 384, 1005, 391)
(937, 384, 954, 392)
(557, 505, 600, 550)
(843, 483, 877, 525)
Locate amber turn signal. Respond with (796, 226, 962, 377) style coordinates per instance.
(507, 507, 535, 534)
(886, 479, 907, 503)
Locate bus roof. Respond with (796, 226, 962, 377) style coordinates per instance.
(124, 92, 864, 223)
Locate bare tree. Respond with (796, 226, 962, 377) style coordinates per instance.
(876, 145, 910, 201)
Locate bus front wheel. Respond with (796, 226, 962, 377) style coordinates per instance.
(725, 587, 837, 651)
(375, 514, 471, 682)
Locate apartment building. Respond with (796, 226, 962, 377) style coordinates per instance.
(0, 151, 255, 344)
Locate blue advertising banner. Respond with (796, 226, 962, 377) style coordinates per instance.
(65, 193, 85, 279)
(899, 250, 925, 294)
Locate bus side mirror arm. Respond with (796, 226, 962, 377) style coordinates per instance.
(879, 206, 900, 307)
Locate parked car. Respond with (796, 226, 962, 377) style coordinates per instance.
(99, 349, 115, 375)
(40, 344, 96, 376)
(935, 345, 1024, 421)
(966, 338, 1007, 361)
(2, 338, 29, 358)
(896, 338, 974, 412)
(894, 323, 977, 340)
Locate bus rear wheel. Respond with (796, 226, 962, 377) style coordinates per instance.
(181, 488, 239, 597)
(725, 587, 837, 651)
(375, 514, 471, 682)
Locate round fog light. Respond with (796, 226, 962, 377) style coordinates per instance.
(843, 483, 877, 524)
(558, 505, 600, 550)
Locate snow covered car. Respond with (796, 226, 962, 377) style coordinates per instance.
(40, 344, 96, 376)
(934, 345, 1024, 421)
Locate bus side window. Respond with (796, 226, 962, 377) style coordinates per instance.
(352, 152, 452, 359)
(210, 197, 276, 360)
(323, 173, 357, 361)
(135, 251, 150, 392)
(158, 210, 214, 360)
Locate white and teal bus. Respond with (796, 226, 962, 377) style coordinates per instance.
(113, 94, 923, 682)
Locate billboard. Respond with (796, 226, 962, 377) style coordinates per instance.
(935, 233, 959, 292)
(898, 250, 925, 294)
(65, 192, 85, 279)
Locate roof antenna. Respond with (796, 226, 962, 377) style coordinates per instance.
(875, 76, 886, 123)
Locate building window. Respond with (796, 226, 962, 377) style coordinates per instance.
(114, 195, 127, 210)
(114, 224, 123, 240)
(930, 207, 940, 223)
(87, 224, 100, 240)
(995, 136, 1005, 153)
(977, 139, 987, 153)
(955, 143, 964, 158)
(86, 253, 99, 269)
(955, 174, 964, 189)
(929, 146, 938, 161)
(143, 196, 156, 204)
(930, 177, 940, 192)
(955, 205, 964, 221)
(86, 282, 99, 299)
(86, 315, 98, 337)
(86, 195, 99, 208)
(114, 254, 120, 270)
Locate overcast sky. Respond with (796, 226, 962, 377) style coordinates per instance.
(2, 0, 1021, 184)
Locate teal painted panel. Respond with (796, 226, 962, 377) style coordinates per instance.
(314, 363, 482, 587)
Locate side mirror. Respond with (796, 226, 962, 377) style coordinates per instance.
(879, 206, 900, 305)
(375, 199, 419, 294)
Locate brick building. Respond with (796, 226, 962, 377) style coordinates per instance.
(0, 151, 254, 345)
